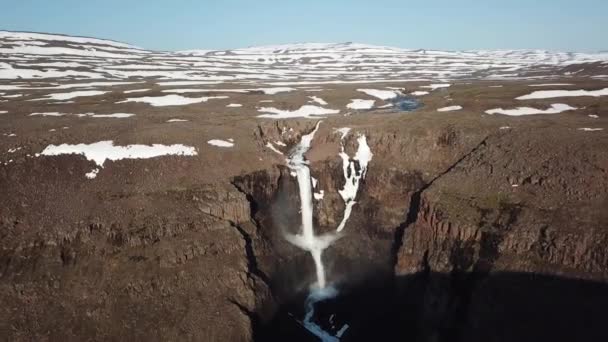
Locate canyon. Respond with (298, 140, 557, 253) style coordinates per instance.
(1, 31, 607, 341)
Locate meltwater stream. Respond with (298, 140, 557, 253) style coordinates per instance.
(283, 122, 373, 341)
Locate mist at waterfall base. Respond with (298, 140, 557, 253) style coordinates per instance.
(261, 122, 384, 341)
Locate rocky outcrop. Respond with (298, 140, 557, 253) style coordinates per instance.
(0, 183, 266, 341)
(397, 126, 608, 280)
(392, 126, 608, 341)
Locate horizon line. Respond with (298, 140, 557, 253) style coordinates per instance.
(1, 28, 606, 54)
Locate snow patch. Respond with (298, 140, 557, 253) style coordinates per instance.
(336, 134, 373, 232)
(334, 127, 351, 140)
(346, 99, 375, 110)
(118, 94, 228, 107)
(35, 90, 108, 101)
(40, 141, 197, 178)
(437, 105, 463, 112)
(308, 96, 328, 105)
(124, 89, 150, 93)
(76, 113, 135, 118)
(357, 89, 399, 100)
(30, 112, 65, 117)
(257, 105, 339, 119)
(517, 88, 608, 100)
(421, 83, 451, 90)
(485, 103, 577, 116)
(207, 139, 234, 147)
(31, 112, 134, 118)
(528, 83, 573, 87)
(266, 142, 284, 155)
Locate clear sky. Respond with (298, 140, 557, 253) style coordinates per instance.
(1, 0, 606, 52)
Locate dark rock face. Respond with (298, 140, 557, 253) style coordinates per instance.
(0, 182, 266, 341)
(393, 127, 608, 341)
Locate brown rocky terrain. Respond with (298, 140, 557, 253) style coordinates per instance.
(1, 31, 608, 341)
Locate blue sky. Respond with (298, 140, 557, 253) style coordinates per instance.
(1, 0, 606, 52)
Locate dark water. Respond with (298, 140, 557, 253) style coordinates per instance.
(253, 271, 608, 341)
(254, 274, 411, 341)
(391, 95, 422, 112)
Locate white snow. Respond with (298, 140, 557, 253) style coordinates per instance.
(226, 103, 243, 108)
(357, 88, 399, 100)
(588, 114, 599, 119)
(30, 112, 66, 117)
(124, 89, 150, 93)
(578, 127, 604, 132)
(0, 62, 106, 79)
(308, 96, 328, 105)
(266, 142, 284, 155)
(257, 105, 339, 119)
(517, 88, 608, 100)
(118, 94, 228, 107)
(334, 127, 351, 140)
(166, 118, 189, 122)
(346, 99, 375, 110)
(162, 88, 248, 94)
(421, 83, 451, 90)
(162, 87, 295, 95)
(156, 81, 223, 87)
(528, 83, 573, 87)
(437, 105, 463, 112)
(40, 141, 197, 178)
(85, 168, 100, 179)
(336, 134, 373, 232)
(485, 103, 577, 116)
(0, 31, 136, 49)
(0, 110, 7, 114)
(410, 91, 430, 96)
(207, 139, 234, 147)
(258, 87, 296, 95)
(2, 81, 140, 91)
(35, 90, 108, 101)
(314, 190, 325, 200)
(76, 113, 135, 118)
(30, 112, 134, 118)
(2, 32, 608, 84)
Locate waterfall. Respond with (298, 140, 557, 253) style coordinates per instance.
(285, 121, 336, 289)
(284, 123, 371, 341)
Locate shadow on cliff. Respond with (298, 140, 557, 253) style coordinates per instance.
(255, 270, 608, 342)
